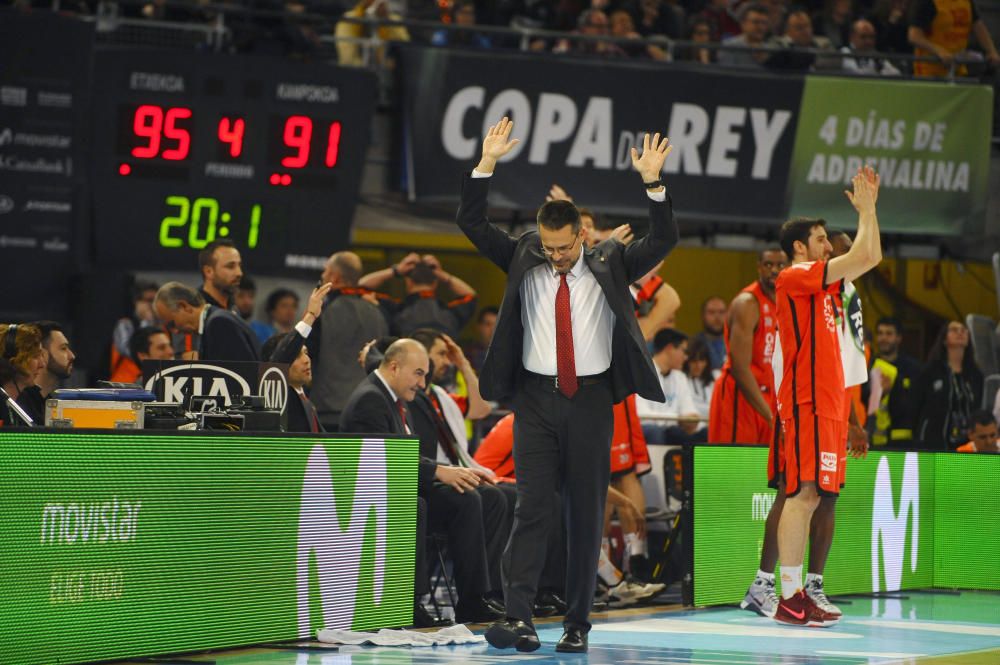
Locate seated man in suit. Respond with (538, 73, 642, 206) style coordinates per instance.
(153, 282, 261, 362)
(341, 338, 504, 625)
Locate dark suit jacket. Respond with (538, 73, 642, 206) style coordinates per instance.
(265, 330, 323, 434)
(340, 372, 438, 492)
(456, 174, 678, 404)
(200, 305, 261, 362)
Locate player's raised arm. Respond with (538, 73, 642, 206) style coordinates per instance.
(826, 166, 882, 285)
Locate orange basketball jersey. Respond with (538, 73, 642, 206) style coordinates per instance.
(775, 260, 846, 422)
(708, 281, 778, 443)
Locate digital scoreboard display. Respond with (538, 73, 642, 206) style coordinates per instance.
(91, 49, 377, 271)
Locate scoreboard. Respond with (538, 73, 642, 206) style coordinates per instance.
(91, 49, 377, 271)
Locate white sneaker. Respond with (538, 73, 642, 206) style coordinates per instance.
(608, 579, 647, 607)
(639, 581, 666, 598)
(740, 576, 778, 618)
(805, 577, 842, 617)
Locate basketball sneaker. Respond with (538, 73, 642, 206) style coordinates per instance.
(740, 576, 779, 618)
(773, 590, 839, 627)
(805, 577, 842, 617)
(608, 579, 652, 607)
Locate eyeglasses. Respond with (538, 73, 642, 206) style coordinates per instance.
(541, 235, 580, 257)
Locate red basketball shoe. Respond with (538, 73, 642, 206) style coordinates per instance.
(774, 590, 840, 627)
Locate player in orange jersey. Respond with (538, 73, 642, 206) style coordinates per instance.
(771, 166, 881, 628)
(709, 248, 786, 446)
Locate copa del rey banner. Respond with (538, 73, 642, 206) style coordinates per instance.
(399, 45, 992, 235)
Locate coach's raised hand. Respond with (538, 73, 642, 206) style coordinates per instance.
(630, 133, 672, 193)
(476, 116, 520, 175)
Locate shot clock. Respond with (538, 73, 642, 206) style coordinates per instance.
(91, 49, 376, 271)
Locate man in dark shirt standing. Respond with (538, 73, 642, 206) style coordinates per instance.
(869, 317, 922, 447)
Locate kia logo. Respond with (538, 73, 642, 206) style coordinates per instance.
(144, 363, 252, 405)
(259, 366, 289, 414)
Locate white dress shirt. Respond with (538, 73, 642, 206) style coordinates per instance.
(469, 168, 666, 377)
(521, 249, 615, 376)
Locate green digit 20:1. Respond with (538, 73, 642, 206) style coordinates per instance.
(158, 196, 261, 250)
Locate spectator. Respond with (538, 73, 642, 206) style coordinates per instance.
(431, 0, 492, 48)
(767, 6, 838, 71)
(718, 3, 772, 67)
(463, 306, 498, 373)
(361, 253, 478, 338)
(0, 323, 45, 427)
(867, 316, 922, 447)
(334, 0, 411, 67)
(684, 335, 716, 428)
(261, 284, 331, 433)
(913, 320, 983, 449)
(235, 276, 277, 345)
(110, 280, 158, 383)
(956, 409, 999, 453)
(908, 0, 999, 77)
(611, 8, 671, 59)
(814, 0, 854, 49)
(554, 9, 627, 55)
(264, 288, 301, 340)
(16, 321, 76, 425)
(871, 0, 912, 55)
(638, 0, 684, 40)
(154, 282, 261, 363)
(307, 251, 391, 431)
(697, 0, 742, 41)
(126, 327, 174, 384)
(635, 328, 703, 443)
(678, 16, 716, 62)
(692, 296, 728, 371)
(841, 18, 902, 74)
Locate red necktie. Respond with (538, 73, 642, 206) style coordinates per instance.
(299, 392, 319, 433)
(397, 399, 411, 435)
(555, 273, 578, 399)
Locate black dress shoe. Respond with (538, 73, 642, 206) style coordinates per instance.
(483, 594, 506, 616)
(556, 625, 588, 653)
(537, 589, 569, 615)
(485, 618, 541, 652)
(412, 604, 453, 628)
(455, 596, 505, 624)
(532, 601, 558, 618)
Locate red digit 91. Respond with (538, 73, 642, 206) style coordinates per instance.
(131, 105, 192, 161)
(280, 116, 343, 169)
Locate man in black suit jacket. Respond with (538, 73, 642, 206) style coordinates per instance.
(457, 118, 677, 653)
(153, 281, 260, 362)
(262, 284, 332, 433)
(341, 338, 504, 625)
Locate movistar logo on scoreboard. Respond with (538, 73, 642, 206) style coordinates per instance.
(871, 453, 920, 592)
(295, 439, 388, 635)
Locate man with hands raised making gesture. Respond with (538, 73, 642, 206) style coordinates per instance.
(457, 117, 678, 653)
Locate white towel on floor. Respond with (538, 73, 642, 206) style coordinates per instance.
(317, 624, 485, 646)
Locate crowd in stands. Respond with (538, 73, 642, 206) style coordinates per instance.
(3, 224, 998, 629)
(10, 0, 998, 77)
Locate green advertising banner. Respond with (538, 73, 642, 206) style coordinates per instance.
(694, 447, 944, 606)
(933, 454, 1000, 591)
(0, 431, 418, 665)
(788, 77, 993, 235)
